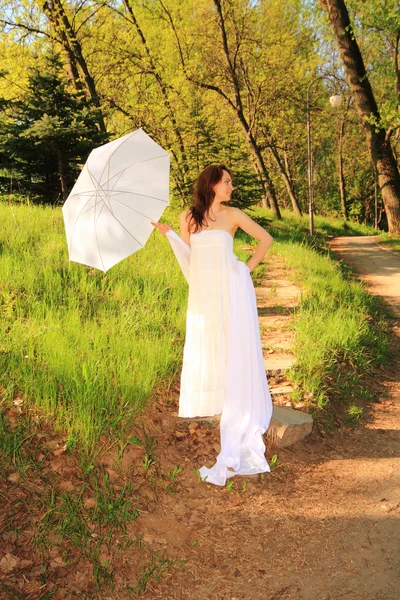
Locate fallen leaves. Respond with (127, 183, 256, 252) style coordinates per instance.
(0, 553, 20, 572)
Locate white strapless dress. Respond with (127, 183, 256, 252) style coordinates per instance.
(166, 229, 272, 486)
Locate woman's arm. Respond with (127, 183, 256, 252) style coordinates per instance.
(233, 208, 273, 273)
(150, 221, 174, 236)
(151, 209, 191, 244)
(179, 210, 191, 246)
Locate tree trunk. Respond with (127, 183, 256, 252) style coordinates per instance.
(239, 119, 280, 216)
(57, 149, 68, 200)
(44, 0, 106, 133)
(270, 146, 302, 216)
(337, 117, 348, 220)
(319, 0, 400, 235)
(122, 0, 190, 198)
(213, 0, 281, 218)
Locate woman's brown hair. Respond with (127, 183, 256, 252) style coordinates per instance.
(187, 164, 232, 233)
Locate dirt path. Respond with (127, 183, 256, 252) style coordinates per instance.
(139, 238, 400, 600)
(330, 236, 400, 317)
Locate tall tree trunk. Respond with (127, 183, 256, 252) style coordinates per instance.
(212, 0, 281, 218)
(163, 0, 281, 217)
(392, 30, 400, 145)
(270, 146, 302, 216)
(319, 0, 400, 235)
(44, 0, 106, 133)
(57, 149, 68, 200)
(236, 115, 280, 215)
(121, 0, 190, 199)
(337, 117, 348, 220)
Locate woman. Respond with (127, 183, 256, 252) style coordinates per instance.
(152, 164, 273, 486)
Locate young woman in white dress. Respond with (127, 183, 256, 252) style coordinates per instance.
(152, 164, 274, 486)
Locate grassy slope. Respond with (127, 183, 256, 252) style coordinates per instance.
(0, 203, 390, 450)
(0, 204, 188, 448)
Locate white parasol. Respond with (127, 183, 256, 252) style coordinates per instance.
(62, 128, 170, 272)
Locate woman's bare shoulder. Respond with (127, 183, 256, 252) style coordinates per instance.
(226, 206, 244, 223)
(180, 208, 191, 222)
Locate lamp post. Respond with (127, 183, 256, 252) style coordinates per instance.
(307, 77, 343, 235)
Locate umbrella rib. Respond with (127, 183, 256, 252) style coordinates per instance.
(97, 130, 141, 187)
(110, 197, 155, 221)
(87, 165, 102, 190)
(94, 200, 106, 272)
(109, 210, 144, 249)
(95, 199, 106, 225)
(108, 169, 124, 193)
(105, 154, 169, 191)
(108, 190, 168, 204)
(67, 191, 97, 249)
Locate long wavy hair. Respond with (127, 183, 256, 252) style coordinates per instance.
(187, 164, 232, 233)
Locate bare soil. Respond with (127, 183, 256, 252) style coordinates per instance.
(1, 237, 400, 600)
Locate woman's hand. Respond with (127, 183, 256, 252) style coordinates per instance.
(151, 221, 174, 236)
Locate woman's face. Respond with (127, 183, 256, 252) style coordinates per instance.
(213, 170, 234, 203)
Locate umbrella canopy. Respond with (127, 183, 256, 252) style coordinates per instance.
(62, 128, 170, 272)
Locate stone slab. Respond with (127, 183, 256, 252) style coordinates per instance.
(267, 404, 313, 448)
(269, 385, 293, 396)
(173, 413, 221, 428)
(258, 315, 293, 329)
(263, 340, 293, 351)
(173, 404, 313, 449)
(264, 355, 295, 373)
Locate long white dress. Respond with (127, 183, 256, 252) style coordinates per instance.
(166, 229, 272, 486)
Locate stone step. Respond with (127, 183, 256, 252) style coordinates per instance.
(267, 404, 313, 448)
(258, 315, 293, 329)
(269, 385, 293, 396)
(174, 413, 221, 429)
(263, 340, 293, 351)
(255, 282, 300, 300)
(174, 403, 313, 449)
(264, 355, 295, 374)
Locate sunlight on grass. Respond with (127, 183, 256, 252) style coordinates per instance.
(378, 233, 400, 255)
(0, 203, 188, 448)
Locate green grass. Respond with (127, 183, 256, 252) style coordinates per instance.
(0, 203, 188, 449)
(0, 202, 390, 446)
(378, 232, 400, 255)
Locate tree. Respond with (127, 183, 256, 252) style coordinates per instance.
(0, 54, 106, 201)
(318, 0, 400, 235)
(159, 0, 283, 217)
(0, 0, 106, 133)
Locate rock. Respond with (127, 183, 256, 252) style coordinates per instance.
(267, 404, 313, 448)
(7, 472, 21, 484)
(175, 414, 221, 429)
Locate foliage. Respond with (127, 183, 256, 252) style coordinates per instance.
(0, 53, 106, 201)
(0, 0, 392, 225)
